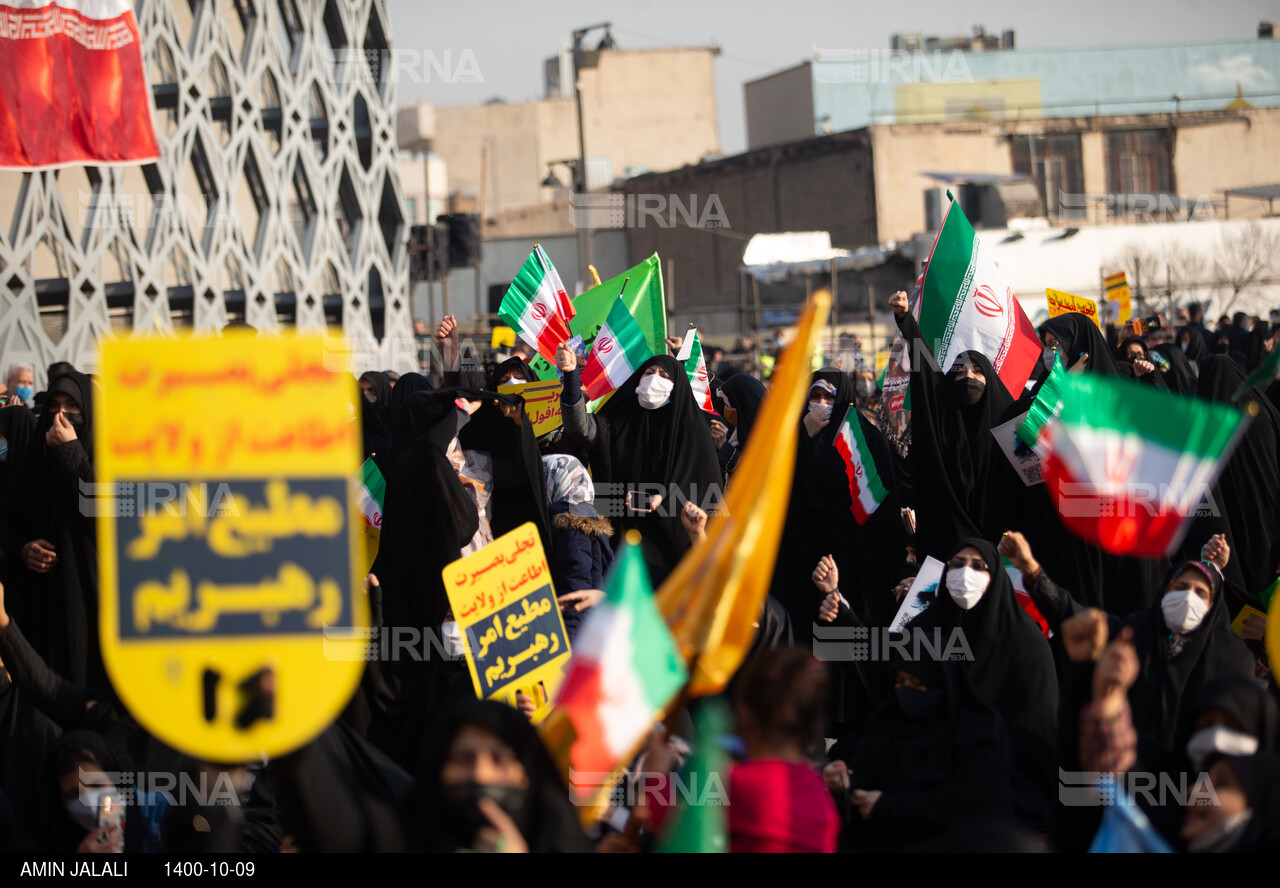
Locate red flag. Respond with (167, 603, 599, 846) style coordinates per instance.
(0, 0, 159, 169)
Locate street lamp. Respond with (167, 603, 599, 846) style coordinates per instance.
(570, 22, 612, 290)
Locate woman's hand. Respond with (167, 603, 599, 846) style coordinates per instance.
(22, 540, 57, 574)
(472, 797, 529, 853)
(812, 554, 838, 594)
(889, 291, 909, 318)
(557, 589, 604, 613)
(709, 419, 729, 449)
(435, 315, 459, 369)
(47, 412, 76, 446)
(1201, 533, 1230, 570)
(1132, 358, 1154, 377)
(822, 760, 850, 794)
(998, 531, 1039, 578)
(1062, 608, 1109, 663)
(681, 502, 708, 543)
(818, 592, 841, 624)
(555, 342, 577, 373)
(77, 824, 122, 853)
(852, 789, 882, 820)
(802, 406, 829, 439)
(1091, 626, 1138, 716)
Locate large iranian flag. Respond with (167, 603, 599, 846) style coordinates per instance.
(580, 297, 653, 401)
(676, 326, 715, 413)
(0, 0, 160, 168)
(555, 537, 687, 801)
(498, 246, 575, 364)
(833, 408, 889, 524)
(1041, 371, 1250, 556)
(917, 194, 1040, 398)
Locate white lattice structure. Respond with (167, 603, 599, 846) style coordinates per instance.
(0, 0, 412, 388)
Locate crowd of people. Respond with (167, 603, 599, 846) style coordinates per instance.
(0, 293, 1279, 854)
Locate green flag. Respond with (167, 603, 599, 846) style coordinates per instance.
(654, 699, 731, 853)
(570, 254, 666, 359)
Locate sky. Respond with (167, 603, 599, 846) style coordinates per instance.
(382, 0, 1278, 155)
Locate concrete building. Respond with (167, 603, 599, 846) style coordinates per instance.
(745, 32, 1280, 149)
(612, 105, 1280, 339)
(429, 46, 721, 220)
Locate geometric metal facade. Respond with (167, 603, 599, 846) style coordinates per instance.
(0, 0, 412, 387)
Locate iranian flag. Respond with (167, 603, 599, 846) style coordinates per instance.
(1041, 370, 1250, 556)
(555, 536, 687, 802)
(916, 194, 1040, 398)
(833, 407, 888, 524)
(0, 0, 160, 168)
(355, 458, 385, 528)
(498, 246, 575, 364)
(580, 297, 653, 401)
(676, 326, 715, 413)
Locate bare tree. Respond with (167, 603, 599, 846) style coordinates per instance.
(1162, 242, 1210, 314)
(1215, 222, 1280, 315)
(1109, 242, 1162, 313)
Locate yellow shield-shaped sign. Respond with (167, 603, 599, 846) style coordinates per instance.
(95, 332, 368, 762)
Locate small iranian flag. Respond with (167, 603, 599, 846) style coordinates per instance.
(498, 246, 575, 364)
(580, 298, 653, 401)
(833, 407, 889, 524)
(1041, 371, 1251, 556)
(355, 458, 385, 528)
(917, 194, 1040, 398)
(676, 326, 715, 413)
(555, 536, 687, 802)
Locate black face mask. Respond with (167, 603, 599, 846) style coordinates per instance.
(65, 413, 86, 431)
(953, 377, 985, 406)
(439, 781, 531, 847)
(894, 686, 944, 720)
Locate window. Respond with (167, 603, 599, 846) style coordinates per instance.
(1105, 130, 1174, 198)
(1012, 134, 1084, 221)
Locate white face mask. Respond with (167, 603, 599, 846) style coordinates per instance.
(636, 374, 674, 410)
(1162, 586, 1210, 634)
(1185, 725, 1259, 771)
(945, 567, 989, 610)
(1181, 341, 1190, 354)
(441, 620, 466, 658)
(808, 401, 833, 419)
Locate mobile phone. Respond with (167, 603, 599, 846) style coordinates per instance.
(1132, 315, 1162, 335)
(97, 791, 125, 852)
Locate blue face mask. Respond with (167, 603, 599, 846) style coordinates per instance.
(0, 440, 7, 462)
(15, 385, 33, 403)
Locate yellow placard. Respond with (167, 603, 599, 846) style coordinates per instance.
(1046, 288, 1101, 329)
(1232, 604, 1267, 637)
(1104, 271, 1132, 323)
(498, 379, 563, 438)
(443, 523, 570, 722)
(491, 326, 517, 350)
(95, 331, 368, 763)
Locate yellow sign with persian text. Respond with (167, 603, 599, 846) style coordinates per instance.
(95, 332, 367, 762)
(443, 522, 571, 722)
(498, 380, 563, 438)
(1104, 271, 1132, 323)
(1046, 288, 1101, 329)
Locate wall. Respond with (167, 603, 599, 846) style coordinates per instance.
(744, 62, 814, 150)
(429, 48, 720, 218)
(618, 133, 879, 338)
(868, 123, 1016, 242)
(809, 39, 1280, 136)
(1175, 107, 1280, 217)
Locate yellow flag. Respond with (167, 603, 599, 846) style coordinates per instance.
(655, 290, 831, 695)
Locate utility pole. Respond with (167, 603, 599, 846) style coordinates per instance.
(571, 23, 611, 291)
